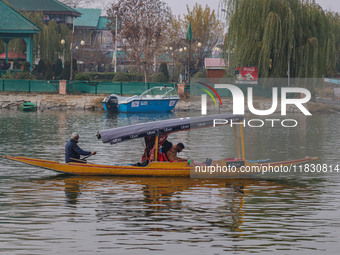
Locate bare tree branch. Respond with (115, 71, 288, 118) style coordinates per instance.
(58, 0, 100, 8)
(107, 0, 171, 82)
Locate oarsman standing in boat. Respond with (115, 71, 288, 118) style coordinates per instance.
(166, 143, 186, 162)
(65, 132, 96, 163)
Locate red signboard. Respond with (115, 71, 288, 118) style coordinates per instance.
(235, 66, 258, 84)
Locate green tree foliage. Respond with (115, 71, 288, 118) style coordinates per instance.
(113, 72, 130, 82)
(7, 39, 26, 54)
(45, 61, 53, 80)
(35, 59, 47, 79)
(152, 72, 168, 82)
(62, 61, 71, 80)
(192, 71, 206, 79)
(13, 61, 20, 69)
(223, 0, 340, 78)
(23, 62, 31, 73)
(75, 72, 116, 81)
(159, 62, 169, 81)
(54, 59, 63, 79)
(72, 58, 78, 75)
(40, 21, 64, 63)
(74, 73, 91, 81)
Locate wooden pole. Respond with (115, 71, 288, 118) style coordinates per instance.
(5, 42, 9, 64)
(70, 17, 74, 80)
(114, 13, 118, 73)
(154, 135, 159, 161)
(239, 124, 245, 160)
(233, 125, 241, 159)
(188, 41, 191, 83)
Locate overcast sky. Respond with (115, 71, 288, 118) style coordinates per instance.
(163, 0, 340, 16)
(97, 0, 340, 16)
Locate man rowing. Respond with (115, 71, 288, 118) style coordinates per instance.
(65, 132, 96, 163)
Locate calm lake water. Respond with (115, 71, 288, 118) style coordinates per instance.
(0, 110, 339, 254)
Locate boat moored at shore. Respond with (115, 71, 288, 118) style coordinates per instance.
(102, 86, 180, 113)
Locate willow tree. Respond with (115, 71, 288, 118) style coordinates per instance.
(332, 13, 340, 74)
(223, 0, 340, 78)
(25, 12, 70, 64)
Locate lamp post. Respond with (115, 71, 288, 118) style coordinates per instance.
(70, 18, 75, 80)
(61, 38, 73, 80)
(185, 45, 190, 83)
(214, 46, 220, 58)
(197, 42, 202, 71)
(169, 47, 174, 81)
(182, 46, 189, 82)
(78, 40, 85, 72)
(60, 39, 65, 67)
(112, 12, 118, 73)
(221, 9, 231, 69)
(288, 60, 290, 87)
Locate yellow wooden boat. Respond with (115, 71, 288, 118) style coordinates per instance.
(2, 113, 318, 177)
(2, 155, 317, 177)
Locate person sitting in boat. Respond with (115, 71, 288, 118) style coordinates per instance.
(65, 132, 96, 163)
(158, 140, 172, 161)
(166, 143, 186, 162)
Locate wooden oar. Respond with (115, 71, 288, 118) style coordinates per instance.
(81, 154, 93, 160)
(69, 158, 88, 163)
(69, 154, 93, 164)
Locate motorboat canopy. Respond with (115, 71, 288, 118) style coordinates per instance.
(98, 113, 243, 145)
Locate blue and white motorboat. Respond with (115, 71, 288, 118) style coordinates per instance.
(102, 86, 180, 113)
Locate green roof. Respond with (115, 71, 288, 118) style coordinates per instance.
(6, 0, 81, 16)
(0, 0, 41, 34)
(74, 8, 101, 28)
(97, 17, 108, 30)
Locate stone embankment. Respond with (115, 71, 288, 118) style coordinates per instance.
(0, 92, 339, 113)
(0, 93, 104, 111)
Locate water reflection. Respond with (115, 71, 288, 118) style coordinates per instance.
(103, 112, 177, 127)
(1, 110, 339, 254)
(1, 167, 339, 253)
(24, 175, 329, 244)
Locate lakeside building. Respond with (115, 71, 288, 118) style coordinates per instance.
(5, 0, 81, 27)
(0, 0, 40, 71)
(204, 58, 226, 79)
(74, 8, 111, 49)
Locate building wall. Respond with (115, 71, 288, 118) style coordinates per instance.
(206, 69, 225, 79)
